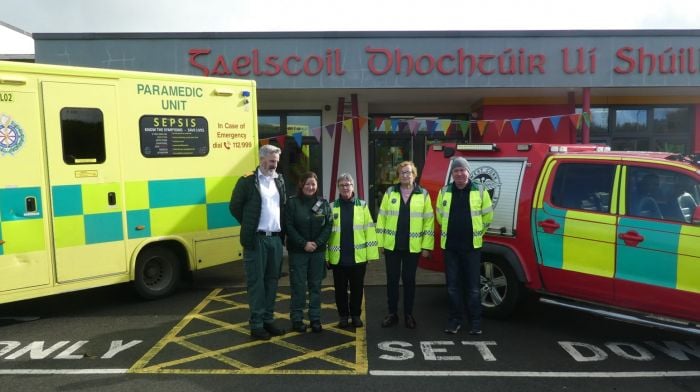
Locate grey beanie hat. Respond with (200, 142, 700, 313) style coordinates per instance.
(450, 157, 470, 172)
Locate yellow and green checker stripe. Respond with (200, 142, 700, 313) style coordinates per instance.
(532, 202, 617, 278)
(617, 217, 700, 293)
(125, 176, 239, 239)
(0, 186, 46, 256)
(51, 177, 240, 247)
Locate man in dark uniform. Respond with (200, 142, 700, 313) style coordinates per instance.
(230, 144, 287, 340)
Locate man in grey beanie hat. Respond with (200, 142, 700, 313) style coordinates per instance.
(436, 155, 493, 336)
(450, 157, 470, 174)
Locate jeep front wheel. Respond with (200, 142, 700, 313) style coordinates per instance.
(480, 255, 522, 319)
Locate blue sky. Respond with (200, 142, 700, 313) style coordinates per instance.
(2, 0, 700, 55)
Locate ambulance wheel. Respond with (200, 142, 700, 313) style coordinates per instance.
(480, 255, 522, 319)
(134, 246, 181, 299)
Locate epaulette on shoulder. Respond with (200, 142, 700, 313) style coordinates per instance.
(242, 171, 254, 178)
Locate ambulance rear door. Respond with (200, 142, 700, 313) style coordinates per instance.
(0, 75, 52, 293)
(41, 81, 128, 283)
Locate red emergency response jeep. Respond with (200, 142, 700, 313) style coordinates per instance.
(420, 143, 700, 334)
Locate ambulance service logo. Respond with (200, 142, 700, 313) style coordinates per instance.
(471, 165, 501, 208)
(0, 114, 25, 156)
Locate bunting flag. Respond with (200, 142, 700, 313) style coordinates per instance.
(531, 117, 543, 134)
(582, 112, 591, 127)
(426, 120, 438, 133)
(568, 113, 582, 130)
(343, 118, 353, 133)
(491, 120, 504, 136)
(477, 120, 489, 136)
(407, 119, 421, 135)
(438, 119, 452, 134)
(358, 116, 368, 131)
(454, 120, 467, 137)
(374, 117, 385, 132)
(260, 138, 269, 146)
(550, 115, 562, 132)
(274, 135, 286, 148)
(312, 126, 322, 142)
(292, 132, 303, 147)
(511, 119, 522, 135)
(325, 124, 336, 138)
(391, 118, 400, 133)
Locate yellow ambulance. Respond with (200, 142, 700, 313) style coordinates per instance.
(0, 61, 257, 303)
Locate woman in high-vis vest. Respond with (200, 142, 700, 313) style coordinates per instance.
(376, 161, 434, 329)
(326, 173, 379, 328)
(436, 157, 493, 336)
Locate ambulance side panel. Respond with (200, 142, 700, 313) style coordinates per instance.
(0, 75, 53, 294)
(118, 77, 256, 273)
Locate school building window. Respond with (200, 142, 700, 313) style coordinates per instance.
(577, 105, 692, 153)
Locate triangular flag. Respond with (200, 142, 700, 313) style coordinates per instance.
(260, 138, 269, 146)
(582, 112, 591, 127)
(511, 119, 521, 135)
(391, 119, 400, 133)
(358, 116, 368, 131)
(273, 135, 286, 149)
(374, 117, 385, 132)
(568, 113, 582, 130)
(426, 120, 438, 133)
(325, 124, 336, 138)
(343, 118, 353, 133)
(460, 121, 470, 137)
(312, 127, 321, 142)
(292, 132, 303, 147)
(550, 116, 562, 132)
(407, 119, 420, 135)
(491, 120, 505, 136)
(477, 120, 489, 136)
(439, 119, 452, 133)
(531, 117, 544, 134)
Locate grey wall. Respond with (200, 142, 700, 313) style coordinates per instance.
(35, 30, 700, 89)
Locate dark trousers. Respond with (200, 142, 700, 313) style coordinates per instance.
(332, 263, 367, 317)
(443, 248, 482, 329)
(242, 235, 283, 329)
(289, 251, 326, 323)
(384, 249, 419, 315)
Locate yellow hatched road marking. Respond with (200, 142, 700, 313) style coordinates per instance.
(130, 286, 368, 375)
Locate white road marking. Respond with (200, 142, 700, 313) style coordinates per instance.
(0, 369, 128, 375)
(370, 370, 700, 378)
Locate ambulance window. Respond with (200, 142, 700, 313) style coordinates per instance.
(60, 108, 106, 164)
(550, 163, 615, 213)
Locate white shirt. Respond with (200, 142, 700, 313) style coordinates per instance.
(256, 168, 281, 233)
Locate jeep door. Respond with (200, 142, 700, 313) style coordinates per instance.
(533, 158, 619, 303)
(616, 163, 700, 321)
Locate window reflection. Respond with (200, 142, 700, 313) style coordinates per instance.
(615, 109, 647, 132)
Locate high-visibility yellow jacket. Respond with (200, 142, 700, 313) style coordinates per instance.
(326, 198, 379, 265)
(436, 182, 494, 249)
(376, 185, 434, 252)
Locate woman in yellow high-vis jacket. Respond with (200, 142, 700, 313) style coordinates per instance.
(326, 173, 379, 328)
(376, 161, 434, 329)
(436, 157, 493, 336)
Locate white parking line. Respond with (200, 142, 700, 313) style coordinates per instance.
(0, 369, 128, 375)
(370, 370, 700, 378)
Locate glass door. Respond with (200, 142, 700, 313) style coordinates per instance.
(368, 134, 411, 217)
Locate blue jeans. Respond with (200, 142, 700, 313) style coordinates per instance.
(443, 248, 481, 329)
